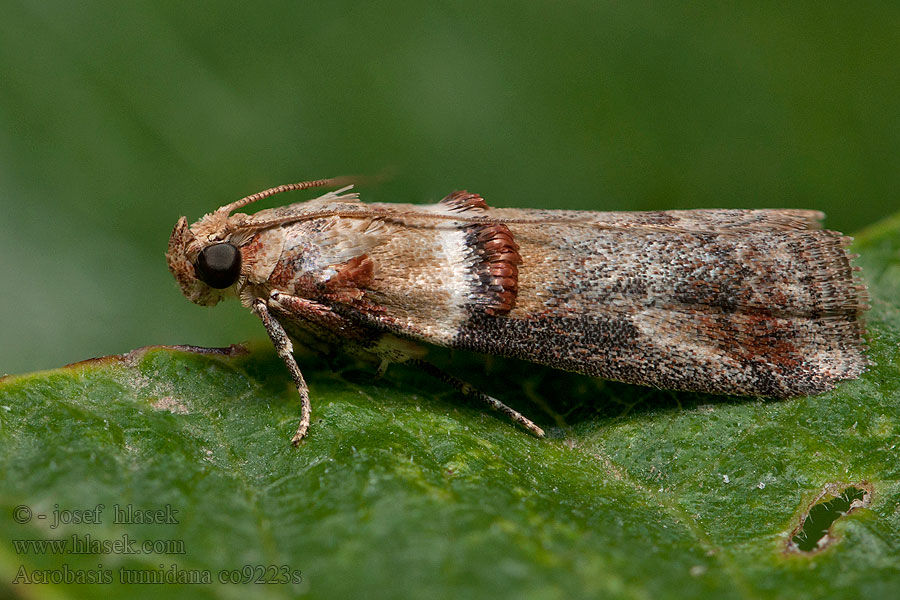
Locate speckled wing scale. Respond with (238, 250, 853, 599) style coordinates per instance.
(166, 178, 869, 445)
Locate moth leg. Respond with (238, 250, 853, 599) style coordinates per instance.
(406, 359, 545, 438)
(263, 291, 544, 438)
(375, 359, 390, 380)
(270, 291, 394, 381)
(251, 298, 311, 446)
(268, 291, 369, 343)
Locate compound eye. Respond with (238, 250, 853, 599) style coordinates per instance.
(195, 243, 241, 289)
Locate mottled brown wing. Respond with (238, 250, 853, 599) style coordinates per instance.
(455, 214, 867, 397)
(352, 207, 867, 398)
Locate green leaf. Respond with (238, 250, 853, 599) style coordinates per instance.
(2, 213, 900, 600)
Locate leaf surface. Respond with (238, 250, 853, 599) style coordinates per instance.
(2, 215, 899, 599)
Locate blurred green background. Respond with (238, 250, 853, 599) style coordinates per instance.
(1, 1, 898, 375)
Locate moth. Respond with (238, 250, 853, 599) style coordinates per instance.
(166, 178, 868, 445)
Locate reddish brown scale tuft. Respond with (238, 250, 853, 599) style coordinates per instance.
(466, 223, 522, 316)
(440, 190, 489, 212)
(439, 191, 523, 316)
(323, 255, 375, 303)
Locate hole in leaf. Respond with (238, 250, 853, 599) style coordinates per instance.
(788, 483, 871, 553)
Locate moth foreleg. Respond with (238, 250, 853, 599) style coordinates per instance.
(406, 359, 545, 438)
(268, 291, 372, 347)
(251, 298, 311, 446)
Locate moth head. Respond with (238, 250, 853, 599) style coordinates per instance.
(166, 214, 242, 307)
(166, 177, 357, 307)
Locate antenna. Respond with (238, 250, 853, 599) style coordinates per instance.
(217, 177, 353, 215)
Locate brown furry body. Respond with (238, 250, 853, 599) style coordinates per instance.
(168, 186, 868, 404)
